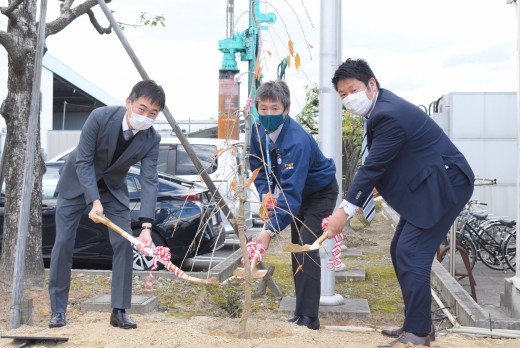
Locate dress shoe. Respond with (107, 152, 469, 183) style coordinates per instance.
(49, 312, 66, 328)
(377, 332, 430, 347)
(110, 310, 137, 329)
(287, 315, 301, 323)
(381, 324, 436, 341)
(295, 316, 320, 330)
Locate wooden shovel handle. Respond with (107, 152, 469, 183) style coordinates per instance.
(92, 215, 218, 285)
(314, 233, 329, 245)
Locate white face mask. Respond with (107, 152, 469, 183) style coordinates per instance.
(342, 88, 374, 117)
(129, 112, 154, 131)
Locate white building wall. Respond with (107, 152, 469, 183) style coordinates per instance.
(434, 92, 517, 219)
(40, 68, 54, 158)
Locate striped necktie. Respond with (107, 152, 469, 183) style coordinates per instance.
(361, 120, 376, 223)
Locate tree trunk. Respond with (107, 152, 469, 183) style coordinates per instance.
(342, 137, 360, 195)
(0, 0, 45, 290)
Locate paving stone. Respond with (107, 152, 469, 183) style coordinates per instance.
(81, 294, 157, 314)
(335, 268, 366, 281)
(279, 296, 371, 325)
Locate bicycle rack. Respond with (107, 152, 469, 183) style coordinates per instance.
(436, 243, 478, 302)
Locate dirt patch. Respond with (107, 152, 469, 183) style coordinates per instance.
(1, 210, 519, 347)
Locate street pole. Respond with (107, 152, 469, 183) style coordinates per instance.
(318, 0, 344, 306)
(10, 0, 47, 329)
(514, 0, 520, 281)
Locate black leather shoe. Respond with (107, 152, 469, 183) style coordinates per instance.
(110, 310, 137, 329)
(287, 315, 301, 323)
(381, 324, 436, 341)
(296, 316, 320, 330)
(49, 312, 66, 328)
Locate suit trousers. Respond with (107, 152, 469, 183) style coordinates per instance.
(290, 180, 338, 317)
(390, 167, 474, 334)
(49, 189, 133, 313)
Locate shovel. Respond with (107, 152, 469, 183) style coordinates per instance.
(282, 233, 328, 253)
(233, 253, 268, 278)
(91, 215, 218, 285)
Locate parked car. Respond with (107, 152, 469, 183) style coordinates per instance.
(153, 137, 262, 232)
(0, 162, 225, 271)
(51, 137, 263, 233)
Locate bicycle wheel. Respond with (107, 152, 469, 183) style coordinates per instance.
(503, 232, 517, 272)
(476, 223, 510, 271)
(458, 233, 477, 270)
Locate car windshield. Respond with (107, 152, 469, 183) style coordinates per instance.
(158, 144, 218, 176)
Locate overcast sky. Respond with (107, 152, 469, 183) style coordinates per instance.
(3, 0, 518, 120)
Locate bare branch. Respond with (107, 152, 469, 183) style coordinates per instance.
(0, 31, 19, 59)
(87, 8, 111, 34)
(0, 0, 24, 19)
(45, 0, 112, 37)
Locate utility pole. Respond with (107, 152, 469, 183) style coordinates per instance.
(318, 0, 344, 306)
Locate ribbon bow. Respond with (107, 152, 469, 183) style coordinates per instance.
(145, 246, 185, 291)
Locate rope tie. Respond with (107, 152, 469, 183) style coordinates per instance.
(145, 246, 185, 291)
(322, 216, 345, 271)
(245, 241, 265, 263)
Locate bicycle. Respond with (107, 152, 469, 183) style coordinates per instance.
(439, 200, 516, 277)
(502, 225, 516, 271)
(459, 210, 516, 272)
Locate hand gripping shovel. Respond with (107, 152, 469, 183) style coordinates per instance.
(282, 233, 328, 253)
(91, 215, 218, 285)
(233, 253, 268, 278)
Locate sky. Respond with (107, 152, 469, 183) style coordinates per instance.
(2, 0, 519, 120)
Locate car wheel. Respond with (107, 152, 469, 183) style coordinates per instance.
(132, 230, 167, 271)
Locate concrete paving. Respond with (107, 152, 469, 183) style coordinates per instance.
(278, 296, 371, 325)
(81, 294, 157, 314)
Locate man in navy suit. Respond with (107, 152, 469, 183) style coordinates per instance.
(326, 58, 474, 347)
(48, 80, 165, 329)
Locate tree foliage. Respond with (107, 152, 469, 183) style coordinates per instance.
(296, 84, 364, 195)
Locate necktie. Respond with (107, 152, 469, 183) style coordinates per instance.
(361, 119, 376, 223)
(123, 129, 133, 141)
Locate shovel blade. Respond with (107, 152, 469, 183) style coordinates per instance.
(282, 234, 328, 253)
(233, 267, 268, 278)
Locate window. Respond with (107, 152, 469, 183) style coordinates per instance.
(42, 165, 61, 199)
(158, 144, 218, 176)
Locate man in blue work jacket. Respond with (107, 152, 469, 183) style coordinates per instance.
(249, 80, 338, 330)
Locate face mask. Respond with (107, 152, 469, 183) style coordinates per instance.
(259, 113, 285, 132)
(342, 88, 374, 117)
(129, 112, 154, 131)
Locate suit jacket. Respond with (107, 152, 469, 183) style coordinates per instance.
(346, 89, 474, 229)
(56, 105, 161, 220)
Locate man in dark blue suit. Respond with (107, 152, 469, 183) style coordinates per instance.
(326, 58, 474, 347)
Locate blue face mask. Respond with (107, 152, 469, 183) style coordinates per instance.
(259, 113, 284, 132)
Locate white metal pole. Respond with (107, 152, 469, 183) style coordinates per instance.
(318, 0, 344, 305)
(515, 0, 520, 281)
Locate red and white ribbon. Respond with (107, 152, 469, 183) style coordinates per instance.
(236, 241, 266, 280)
(244, 241, 265, 263)
(322, 216, 345, 271)
(145, 246, 185, 291)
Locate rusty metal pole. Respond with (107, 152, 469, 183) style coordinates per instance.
(10, 0, 47, 329)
